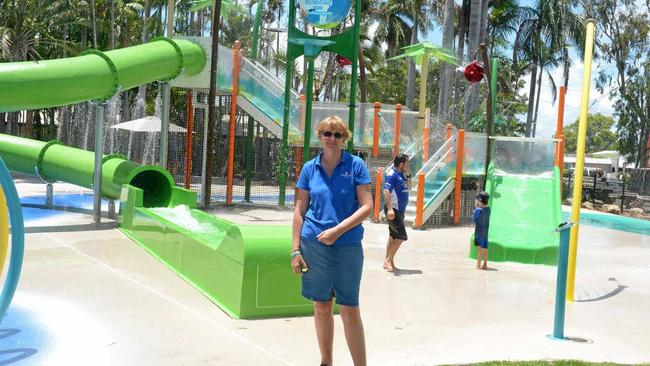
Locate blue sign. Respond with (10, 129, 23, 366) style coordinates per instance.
(297, 0, 352, 29)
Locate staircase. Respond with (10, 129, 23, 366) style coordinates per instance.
(402, 135, 457, 227)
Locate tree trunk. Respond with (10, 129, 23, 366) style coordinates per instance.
(110, 0, 116, 50)
(203, 0, 223, 208)
(437, 0, 455, 124)
(7, 112, 19, 136)
(452, 0, 469, 126)
(25, 110, 34, 139)
(135, 1, 152, 119)
(463, 0, 483, 122)
(91, 0, 98, 48)
(406, 11, 419, 110)
(358, 47, 367, 103)
(532, 66, 543, 137)
(525, 63, 538, 137)
(478, 0, 489, 45)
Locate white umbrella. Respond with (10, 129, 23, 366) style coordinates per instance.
(110, 116, 187, 133)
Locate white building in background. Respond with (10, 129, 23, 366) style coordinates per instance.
(564, 150, 636, 174)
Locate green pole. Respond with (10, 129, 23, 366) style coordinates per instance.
(302, 59, 315, 164)
(245, 2, 263, 202)
(346, 0, 362, 152)
(251, 0, 263, 61)
(490, 58, 498, 135)
(278, 0, 297, 207)
(244, 116, 254, 202)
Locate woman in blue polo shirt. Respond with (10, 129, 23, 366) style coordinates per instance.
(291, 116, 372, 366)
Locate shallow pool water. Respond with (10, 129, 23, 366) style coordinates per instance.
(562, 210, 650, 236)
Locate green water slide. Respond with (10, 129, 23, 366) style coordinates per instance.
(0, 38, 206, 206)
(0, 38, 205, 112)
(467, 137, 562, 265)
(0, 39, 310, 318)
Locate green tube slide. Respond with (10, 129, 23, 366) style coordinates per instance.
(0, 134, 174, 207)
(0, 38, 206, 207)
(0, 38, 205, 112)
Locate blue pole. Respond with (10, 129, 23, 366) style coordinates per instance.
(548, 222, 573, 340)
(0, 157, 25, 324)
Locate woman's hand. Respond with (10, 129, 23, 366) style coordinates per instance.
(317, 227, 341, 245)
(386, 208, 395, 220)
(291, 253, 308, 275)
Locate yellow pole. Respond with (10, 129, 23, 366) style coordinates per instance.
(566, 19, 596, 302)
(417, 50, 430, 134)
(0, 187, 8, 277)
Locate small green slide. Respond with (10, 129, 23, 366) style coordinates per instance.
(0, 38, 311, 318)
(470, 165, 562, 265)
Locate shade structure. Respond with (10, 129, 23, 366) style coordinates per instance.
(110, 116, 187, 133)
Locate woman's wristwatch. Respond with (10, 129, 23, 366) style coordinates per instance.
(406, 174, 412, 178)
(290, 249, 302, 258)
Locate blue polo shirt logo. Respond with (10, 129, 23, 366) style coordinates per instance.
(296, 151, 371, 246)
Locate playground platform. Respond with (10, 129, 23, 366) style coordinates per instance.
(5, 178, 650, 365)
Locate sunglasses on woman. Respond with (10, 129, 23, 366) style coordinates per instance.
(322, 131, 343, 139)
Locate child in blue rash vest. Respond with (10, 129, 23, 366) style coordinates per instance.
(472, 191, 491, 270)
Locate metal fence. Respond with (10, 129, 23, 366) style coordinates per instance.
(562, 168, 650, 213)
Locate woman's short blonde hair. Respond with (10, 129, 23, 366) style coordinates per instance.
(316, 116, 351, 143)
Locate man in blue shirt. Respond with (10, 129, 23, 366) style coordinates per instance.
(383, 153, 411, 272)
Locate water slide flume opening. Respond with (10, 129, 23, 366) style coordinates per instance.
(126, 166, 175, 208)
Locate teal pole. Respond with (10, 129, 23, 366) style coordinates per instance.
(278, 0, 297, 207)
(302, 59, 315, 164)
(548, 222, 574, 340)
(346, 0, 362, 151)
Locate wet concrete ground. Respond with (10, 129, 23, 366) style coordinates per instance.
(4, 180, 649, 365)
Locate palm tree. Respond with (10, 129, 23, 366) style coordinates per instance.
(513, 0, 583, 136)
(403, 0, 438, 110)
(369, 0, 410, 58)
(462, 0, 487, 122)
(436, 0, 456, 123)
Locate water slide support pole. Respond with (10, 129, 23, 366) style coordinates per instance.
(93, 102, 106, 225)
(160, 82, 170, 168)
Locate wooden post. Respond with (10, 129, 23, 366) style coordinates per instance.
(226, 41, 241, 205)
(415, 173, 425, 228)
(373, 168, 383, 222)
(453, 129, 465, 224)
(373, 102, 381, 158)
(393, 104, 402, 157)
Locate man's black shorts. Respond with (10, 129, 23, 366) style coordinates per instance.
(384, 206, 408, 241)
